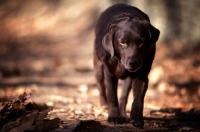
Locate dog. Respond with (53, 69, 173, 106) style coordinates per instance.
(94, 3, 160, 128)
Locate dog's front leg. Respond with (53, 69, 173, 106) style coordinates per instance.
(119, 77, 132, 118)
(104, 67, 122, 124)
(130, 77, 148, 128)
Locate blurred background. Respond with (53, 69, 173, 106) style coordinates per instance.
(0, 0, 200, 116)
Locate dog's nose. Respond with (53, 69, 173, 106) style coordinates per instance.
(129, 59, 140, 66)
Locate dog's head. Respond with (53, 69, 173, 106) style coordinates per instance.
(102, 18, 160, 72)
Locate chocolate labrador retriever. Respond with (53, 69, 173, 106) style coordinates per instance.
(94, 3, 160, 128)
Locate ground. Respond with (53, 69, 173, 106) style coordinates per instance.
(1, 40, 200, 131)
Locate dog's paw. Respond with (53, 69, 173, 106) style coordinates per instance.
(130, 118, 144, 128)
(108, 116, 128, 125)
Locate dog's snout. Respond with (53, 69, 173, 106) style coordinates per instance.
(129, 58, 140, 66)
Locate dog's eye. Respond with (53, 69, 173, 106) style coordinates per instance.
(120, 41, 127, 47)
(119, 39, 127, 47)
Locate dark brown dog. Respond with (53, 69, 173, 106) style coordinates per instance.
(94, 3, 160, 128)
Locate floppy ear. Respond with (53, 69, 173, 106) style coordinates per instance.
(102, 28, 115, 57)
(149, 24, 160, 44)
(145, 22, 160, 52)
(150, 25, 160, 44)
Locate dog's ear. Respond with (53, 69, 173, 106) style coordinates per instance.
(148, 24, 160, 44)
(102, 28, 115, 57)
(144, 22, 160, 52)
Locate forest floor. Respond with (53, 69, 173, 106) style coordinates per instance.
(1, 37, 200, 132)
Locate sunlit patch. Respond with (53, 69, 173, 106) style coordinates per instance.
(93, 106, 108, 118)
(49, 95, 63, 101)
(150, 110, 176, 118)
(90, 89, 99, 96)
(47, 101, 54, 107)
(78, 84, 88, 93)
(75, 110, 83, 115)
(145, 104, 160, 110)
(149, 66, 164, 84)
